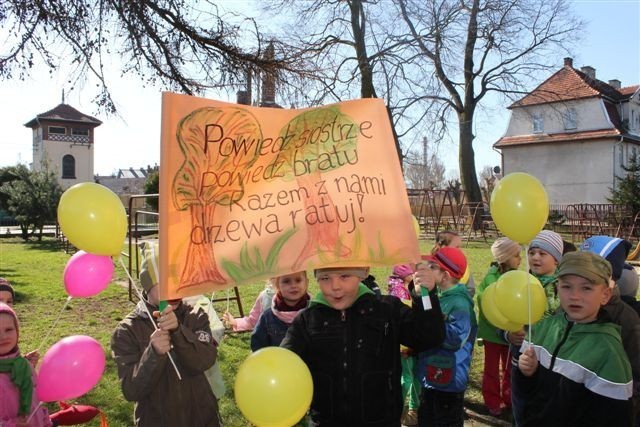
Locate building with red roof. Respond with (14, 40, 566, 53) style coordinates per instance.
(494, 57, 640, 204)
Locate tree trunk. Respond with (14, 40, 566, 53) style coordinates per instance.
(349, 1, 403, 173)
(179, 204, 227, 289)
(458, 111, 483, 229)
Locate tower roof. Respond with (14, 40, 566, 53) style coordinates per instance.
(24, 103, 102, 128)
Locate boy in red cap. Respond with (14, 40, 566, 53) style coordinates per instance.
(281, 265, 445, 426)
(416, 247, 477, 426)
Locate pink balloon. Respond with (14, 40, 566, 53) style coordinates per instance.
(63, 250, 114, 298)
(37, 335, 106, 402)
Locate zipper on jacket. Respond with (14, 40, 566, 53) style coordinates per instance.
(341, 310, 346, 321)
(549, 320, 574, 370)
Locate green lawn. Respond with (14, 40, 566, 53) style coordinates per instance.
(0, 236, 498, 426)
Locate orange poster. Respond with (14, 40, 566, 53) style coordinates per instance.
(159, 92, 419, 299)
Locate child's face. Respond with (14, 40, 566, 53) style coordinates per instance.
(557, 274, 611, 323)
(425, 262, 448, 288)
(0, 290, 13, 307)
(316, 272, 362, 310)
(528, 248, 557, 276)
(276, 272, 308, 306)
(504, 253, 522, 270)
(0, 313, 18, 355)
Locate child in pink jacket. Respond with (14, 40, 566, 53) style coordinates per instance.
(0, 302, 51, 427)
(223, 280, 275, 332)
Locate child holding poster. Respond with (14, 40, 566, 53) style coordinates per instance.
(281, 265, 445, 426)
(416, 248, 477, 426)
(431, 231, 475, 297)
(250, 271, 310, 351)
(111, 243, 221, 426)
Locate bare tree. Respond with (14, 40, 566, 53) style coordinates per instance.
(396, 0, 582, 206)
(261, 0, 436, 167)
(404, 137, 446, 189)
(478, 165, 496, 202)
(0, 0, 307, 114)
(262, 0, 581, 215)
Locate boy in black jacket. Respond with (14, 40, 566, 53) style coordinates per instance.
(280, 265, 445, 426)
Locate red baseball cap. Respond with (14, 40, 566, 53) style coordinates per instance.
(421, 247, 467, 279)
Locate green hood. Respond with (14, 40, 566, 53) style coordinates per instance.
(310, 283, 374, 308)
(439, 283, 477, 327)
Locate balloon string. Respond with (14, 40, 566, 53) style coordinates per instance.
(25, 401, 43, 424)
(525, 244, 532, 346)
(36, 296, 72, 352)
(226, 288, 230, 314)
(207, 291, 215, 315)
(118, 256, 182, 380)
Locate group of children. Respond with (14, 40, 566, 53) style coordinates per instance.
(111, 229, 640, 427)
(4, 226, 640, 426)
(475, 230, 640, 426)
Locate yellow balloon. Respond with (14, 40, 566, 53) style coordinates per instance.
(494, 270, 547, 325)
(235, 347, 313, 427)
(481, 284, 522, 332)
(57, 183, 127, 256)
(490, 172, 549, 244)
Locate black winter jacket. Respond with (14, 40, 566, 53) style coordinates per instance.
(280, 285, 445, 426)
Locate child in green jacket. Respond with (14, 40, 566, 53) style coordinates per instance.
(516, 251, 633, 426)
(476, 237, 521, 416)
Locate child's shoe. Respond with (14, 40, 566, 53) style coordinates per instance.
(401, 409, 418, 426)
(488, 407, 502, 417)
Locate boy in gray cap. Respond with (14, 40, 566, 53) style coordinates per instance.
(281, 265, 445, 426)
(515, 251, 632, 426)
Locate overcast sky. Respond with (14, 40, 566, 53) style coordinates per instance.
(0, 0, 638, 178)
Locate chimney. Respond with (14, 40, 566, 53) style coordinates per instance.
(609, 79, 621, 89)
(581, 66, 596, 79)
(563, 57, 573, 67)
(236, 90, 250, 105)
(260, 43, 276, 106)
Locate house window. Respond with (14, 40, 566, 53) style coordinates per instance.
(533, 113, 544, 133)
(71, 128, 89, 136)
(619, 145, 624, 166)
(49, 126, 66, 134)
(563, 108, 577, 130)
(62, 155, 76, 179)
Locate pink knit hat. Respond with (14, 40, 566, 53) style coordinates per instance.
(0, 301, 19, 341)
(392, 264, 414, 279)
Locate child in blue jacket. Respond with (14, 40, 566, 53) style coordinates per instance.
(416, 247, 477, 426)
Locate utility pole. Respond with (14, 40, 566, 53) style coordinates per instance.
(422, 136, 428, 188)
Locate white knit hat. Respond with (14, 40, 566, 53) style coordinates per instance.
(491, 237, 521, 264)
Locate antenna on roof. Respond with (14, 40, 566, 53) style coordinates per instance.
(61, 89, 65, 104)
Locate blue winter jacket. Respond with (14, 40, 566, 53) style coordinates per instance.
(416, 283, 477, 393)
